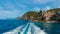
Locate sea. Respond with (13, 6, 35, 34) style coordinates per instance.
(0, 20, 60, 34)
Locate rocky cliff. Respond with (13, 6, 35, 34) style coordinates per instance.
(18, 8, 60, 22)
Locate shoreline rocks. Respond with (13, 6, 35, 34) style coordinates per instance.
(17, 8, 60, 22)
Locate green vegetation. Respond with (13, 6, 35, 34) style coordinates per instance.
(18, 8, 60, 22)
(48, 8, 60, 12)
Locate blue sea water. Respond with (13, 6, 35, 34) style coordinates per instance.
(0, 20, 60, 34)
(0, 20, 28, 34)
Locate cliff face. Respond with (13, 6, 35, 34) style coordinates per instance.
(20, 11, 42, 22)
(42, 11, 56, 21)
(18, 8, 60, 22)
(47, 8, 60, 21)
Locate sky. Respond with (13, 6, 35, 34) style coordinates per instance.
(0, 0, 60, 19)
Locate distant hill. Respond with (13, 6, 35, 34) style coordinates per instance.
(17, 8, 60, 22)
(47, 8, 60, 12)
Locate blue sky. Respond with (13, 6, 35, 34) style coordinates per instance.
(0, 0, 60, 19)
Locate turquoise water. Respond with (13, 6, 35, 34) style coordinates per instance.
(0, 20, 60, 34)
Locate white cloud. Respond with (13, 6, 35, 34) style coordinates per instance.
(0, 10, 21, 19)
(57, 6, 60, 8)
(33, 7, 41, 12)
(0, 0, 27, 19)
(43, 6, 51, 10)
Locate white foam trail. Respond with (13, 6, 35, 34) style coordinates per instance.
(3, 23, 29, 34)
(3, 25, 24, 34)
(30, 23, 47, 34)
(20, 23, 29, 34)
(26, 23, 31, 34)
(3, 22, 47, 34)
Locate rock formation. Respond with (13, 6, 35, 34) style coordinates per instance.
(18, 8, 60, 22)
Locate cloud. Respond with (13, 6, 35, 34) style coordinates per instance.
(57, 6, 60, 8)
(4, 0, 27, 11)
(4, 2, 15, 11)
(33, 7, 41, 12)
(0, 10, 21, 19)
(43, 6, 51, 10)
(0, 0, 27, 19)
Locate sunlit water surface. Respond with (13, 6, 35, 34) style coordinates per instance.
(0, 20, 60, 34)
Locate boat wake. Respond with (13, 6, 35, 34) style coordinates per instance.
(3, 22, 47, 34)
(30, 23, 47, 34)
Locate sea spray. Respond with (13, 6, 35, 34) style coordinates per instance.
(3, 21, 47, 34)
(30, 23, 47, 34)
(3, 25, 25, 34)
(21, 23, 29, 34)
(26, 23, 31, 34)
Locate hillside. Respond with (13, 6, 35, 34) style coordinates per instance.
(18, 8, 60, 22)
